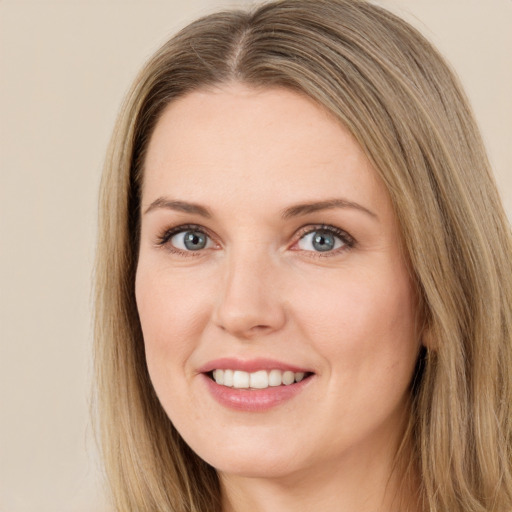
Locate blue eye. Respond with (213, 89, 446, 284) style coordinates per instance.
(297, 228, 346, 252)
(170, 229, 212, 251)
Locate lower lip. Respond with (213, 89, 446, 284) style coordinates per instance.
(201, 373, 313, 412)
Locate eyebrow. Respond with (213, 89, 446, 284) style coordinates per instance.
(143, 197, 377, 220)
(281, 198, 377, 220)
(144, 198, 212, 218)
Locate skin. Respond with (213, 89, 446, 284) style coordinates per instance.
(136, 83, 421, 512)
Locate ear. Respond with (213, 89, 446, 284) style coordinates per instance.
(420, 325, 436, 351)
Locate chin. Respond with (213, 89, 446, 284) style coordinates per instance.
(187, 433, 308, 479)
(213, 456, 302, 480)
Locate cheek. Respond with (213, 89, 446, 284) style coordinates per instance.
(292, 265, 418, 379)
(135, 266, 213, 373)
(134, 265, 219, 431)
(295, 267, 419, 439)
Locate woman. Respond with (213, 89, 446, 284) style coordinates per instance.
(94, 1, 512, 511)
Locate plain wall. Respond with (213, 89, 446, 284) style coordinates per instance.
(0, 1, 510, 511)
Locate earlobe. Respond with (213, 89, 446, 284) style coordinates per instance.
(413, 292, 435, 351)
(420, 326, 436, 351)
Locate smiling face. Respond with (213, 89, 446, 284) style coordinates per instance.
(135, 84, 420, 484)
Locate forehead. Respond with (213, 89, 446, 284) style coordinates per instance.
(142, 83, 390, 216)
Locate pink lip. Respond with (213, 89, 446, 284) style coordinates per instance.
(200, 373, 313, 412)
(197, 357, 311, 374)
(197, 358, 315, 412)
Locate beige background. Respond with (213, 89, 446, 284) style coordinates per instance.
(0, 1, 510, 511)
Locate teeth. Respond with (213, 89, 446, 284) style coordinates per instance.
(233, 370, 249, 388)
(282, 371, 294, 385)
(223, 369, 234, 387)
(211, 369, 308, 389)
(212, 369, 224, 385)
(268, 369, 282, 387)
(250, 370, 268, 389)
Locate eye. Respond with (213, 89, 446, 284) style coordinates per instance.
(295, 226, 353, 253)
(171, 229, 213, 251)
(157, 225, 215, 253)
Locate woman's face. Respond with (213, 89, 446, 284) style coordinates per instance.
(136, 84, 420, 480)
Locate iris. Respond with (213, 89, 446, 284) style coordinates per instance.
(311, 230, 336, 252)
(183, 231, 207, 250)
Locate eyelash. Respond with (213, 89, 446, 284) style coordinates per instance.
(293, 224, 356, 256)
(155, 224, 212, 257)
(155, 223, 356, 257)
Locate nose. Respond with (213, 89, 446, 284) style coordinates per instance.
(212, 249, 287, 339)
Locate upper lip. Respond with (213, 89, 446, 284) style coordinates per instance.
(198, 357, 312, 374)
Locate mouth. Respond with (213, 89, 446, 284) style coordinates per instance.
(197, 357, 317, 412)
(207, 369, 314, 389)
(199, 360, 315, 411)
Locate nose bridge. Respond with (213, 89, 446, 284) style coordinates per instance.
(213, 242, 286, 338)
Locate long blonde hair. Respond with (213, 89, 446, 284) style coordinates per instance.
(94, 1, 512, 510)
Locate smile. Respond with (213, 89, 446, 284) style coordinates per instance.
(211, 369, 308, 389)
(199, 359, 314, 411)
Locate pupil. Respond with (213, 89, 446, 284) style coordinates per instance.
(184, 231, 206, 250)
(313, 231, 335, 252)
